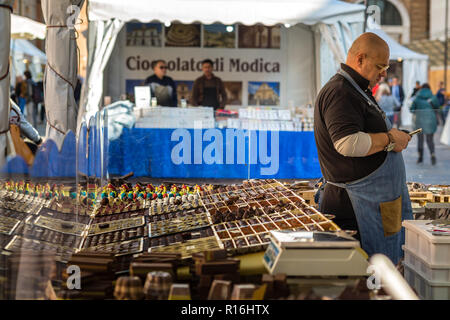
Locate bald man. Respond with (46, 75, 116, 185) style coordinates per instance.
(314, 33, 413, 263)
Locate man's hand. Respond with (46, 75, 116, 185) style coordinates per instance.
(389, 128, 411, 152)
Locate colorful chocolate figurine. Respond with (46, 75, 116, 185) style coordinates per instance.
(44, 183, 52, 199)
(127, 190, 134, 201)
(100, 187, 109, 205)
(18, 181, 25, 194)
(24, 183, 30, 195)
(70, 186, 78, 200)
(107, 183, 117, 198)
(119, 189, 127, 201)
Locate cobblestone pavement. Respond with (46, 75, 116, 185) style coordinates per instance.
(403, 126, 450, 185)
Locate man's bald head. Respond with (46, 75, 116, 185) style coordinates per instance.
(347, 32, 389, 60)
(345, 32, 390, 88)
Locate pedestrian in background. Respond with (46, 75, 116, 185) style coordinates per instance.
(390, 76, 404, 128)
(22, 71, 36, 126)
(410, 83, 440, 165)
(371, 76, 385, 96)
(14, 75, 26, 113)
(376, 83, 399, 125)
(412, 81, 421, 97)
(436, 81, 446, 125)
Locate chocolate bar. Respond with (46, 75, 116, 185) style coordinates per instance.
(192, 249, 228, 263)
(196, 259, 240, 275)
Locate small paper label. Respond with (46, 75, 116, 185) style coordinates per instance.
(134, 86, 151, 108)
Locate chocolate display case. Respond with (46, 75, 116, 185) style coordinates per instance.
(200, 180, 339, 254)
(0, 178, 346, 300)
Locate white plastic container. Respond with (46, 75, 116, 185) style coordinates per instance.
(403, 246, 450, 283)
(403, 263, 450, 300)
(402, 220, 450, 266)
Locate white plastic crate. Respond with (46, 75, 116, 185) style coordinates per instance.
(404, 247, 450, 283)
(404, 263, 450, 300)
(402, 220, 450, 266)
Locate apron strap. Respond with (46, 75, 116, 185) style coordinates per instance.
(337, 69, 386, 120)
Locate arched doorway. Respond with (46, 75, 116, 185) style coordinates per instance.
(355, 0, 411, 43)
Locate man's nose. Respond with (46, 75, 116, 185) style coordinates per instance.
(381, 70, 387, 78)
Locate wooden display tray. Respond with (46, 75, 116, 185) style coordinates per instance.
(148, 236, 221, 259)
(88, 216, 145, 236)
(409, 191, 450, 203)
(82, 237, 144, 257)
(33, 215, 87, 236)
(0, 216, 21, 236)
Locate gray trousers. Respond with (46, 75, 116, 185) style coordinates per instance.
(417, 132, 435, 156)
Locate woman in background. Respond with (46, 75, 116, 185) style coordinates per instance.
(375, 83, 399, 125)
(410, 83, 440, 165)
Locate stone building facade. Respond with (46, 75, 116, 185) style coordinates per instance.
(346, 0, 431, 44)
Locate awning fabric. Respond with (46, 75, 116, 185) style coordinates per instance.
(11, 13, 46, 40)
(88, 0, 363, 25)
(41, 0, 84, 148)
(80, 0, 365, 121)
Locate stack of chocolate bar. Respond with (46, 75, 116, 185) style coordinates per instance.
(192, 249, 240, 299)
(127, 253, 181, 290)
(61, 252, 117, 300)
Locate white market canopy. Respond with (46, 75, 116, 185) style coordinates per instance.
(81, 0, 366, 122)
(11, 13, 46, 40)
(88, 0, 364, 25)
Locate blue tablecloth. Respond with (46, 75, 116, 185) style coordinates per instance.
(105, 128, 322, 179)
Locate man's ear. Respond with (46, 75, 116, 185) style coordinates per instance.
(357, 53, 365, 67)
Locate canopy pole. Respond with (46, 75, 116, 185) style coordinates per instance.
(0, 1, 14, 168)
(363, 0, 368, 32)
(445, 0, 448, 92)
